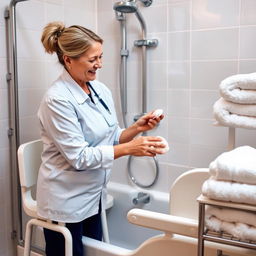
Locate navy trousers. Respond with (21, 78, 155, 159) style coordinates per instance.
(43, 206, 102, 256)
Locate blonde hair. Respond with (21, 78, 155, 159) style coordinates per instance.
(41, 21, 103, 66)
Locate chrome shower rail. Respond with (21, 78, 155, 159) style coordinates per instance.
(114, 0, 159, 188)
(5, 0, 28, 253)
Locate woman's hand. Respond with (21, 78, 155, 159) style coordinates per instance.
(135, 111, 164, 133)
(114, 136, 166, 159)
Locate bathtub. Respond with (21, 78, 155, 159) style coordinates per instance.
(83, 181, 170, 255)
(24, 172, 256, 256)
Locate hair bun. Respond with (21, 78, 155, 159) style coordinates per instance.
(41, 21, 65, 54)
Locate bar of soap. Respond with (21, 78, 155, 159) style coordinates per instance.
(152, 109, 163, 118)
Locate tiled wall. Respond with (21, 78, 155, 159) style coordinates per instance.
(99, 0, 256, 192)
(0, 0, 96, 255)
(1, 0, 256, 255)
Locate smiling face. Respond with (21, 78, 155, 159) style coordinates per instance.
(64, 41, 103, 87)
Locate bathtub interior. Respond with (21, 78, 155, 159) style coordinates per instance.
(104, 182, 169, 249)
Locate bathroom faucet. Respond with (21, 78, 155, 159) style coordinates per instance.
(132, 192, 150, 205)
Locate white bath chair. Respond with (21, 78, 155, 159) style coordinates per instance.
(18, 139, 73, 256)
(18, 139, 113, 255)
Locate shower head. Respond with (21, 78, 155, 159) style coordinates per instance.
(113, 1, 138, 13)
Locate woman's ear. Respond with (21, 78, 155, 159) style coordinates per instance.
(63, 55, 72, 69)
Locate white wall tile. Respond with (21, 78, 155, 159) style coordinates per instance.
(18, 89, 46, 117)
(102, 34, 120, 62)
(190, 90, 219, 119)
(240, 26, 256, 59)
(148, 62, 168, 90)
(168, 89, 190, 117)
(190, 119, 228, 147)
(239, 60, 256, 73)
(126, 60, 142, 90)
(189, 144, 226, 167)
(147, 90, 168, 111)
(17, 29, 45, 60)
(19, 116, 41, 144)
(44, 0, 63, 4)
(241, 0, 256, 25)
(16, 1, 45, 31)
(192, 28, 239, 60)
(45, 60, 63, 86)
(191, 61, 237, 90)
(18, 60, 46, 89)
(167, 117, 189, 144)
(127, 88, 142, 114)
(45, 2, 64, 22)
(166, 142, 189, 165)
(142, 5, 167, 33)
(168, 61, 190, 89)
(64, 7, 96, 30)
(168, 1, 190, 31)
(192, 0, 239, 29)
(98, 61, 119, 90)
(168, 31, 190, 61)
(98, 8, 119, 36)
(236, 128, 256, 148)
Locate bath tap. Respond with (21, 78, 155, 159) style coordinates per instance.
(132, 192, 150, 205)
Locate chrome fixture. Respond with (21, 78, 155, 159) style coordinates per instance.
(5, 0, 29, 254)
(114, 0, 159, 188)
(132, 192, 150, 205)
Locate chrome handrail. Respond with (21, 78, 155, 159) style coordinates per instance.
(5, 0, 29, 252)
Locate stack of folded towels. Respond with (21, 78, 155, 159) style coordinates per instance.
(213, 72, 256, 129)
(202, 146, 256, 241)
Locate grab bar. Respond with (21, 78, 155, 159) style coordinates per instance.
(5, 0, 29, 250)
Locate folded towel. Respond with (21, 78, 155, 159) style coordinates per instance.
(205, 216, 256, 242)
(202, 179, 256, 205)
(209, 146, 256, 185)
(206, 206, 256, 227)
(220, 72, 256, 104)
(213, 98, 256, 129)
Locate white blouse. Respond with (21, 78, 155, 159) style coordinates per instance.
(36, 69, 123, 223)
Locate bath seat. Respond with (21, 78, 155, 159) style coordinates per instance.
(85, 168, 255, 256)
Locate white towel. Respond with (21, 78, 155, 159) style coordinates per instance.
(205, 216, 256, 242)
(213, 98, 256, 129)
(206, 206, 256, 227)
(220, 72, 256, 104)
(209, 146, 256, 185)
(202, 179, 256, 205)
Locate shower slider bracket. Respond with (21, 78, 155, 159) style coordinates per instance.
(120, 49, 129, 57)
(134, 39, 158, 47)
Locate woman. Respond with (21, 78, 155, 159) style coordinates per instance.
(37, 21, 165, 256)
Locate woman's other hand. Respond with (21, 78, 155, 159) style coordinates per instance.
(114, 136, 166, 159)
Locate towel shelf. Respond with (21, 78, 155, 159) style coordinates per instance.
(197, 195, 256, 256)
